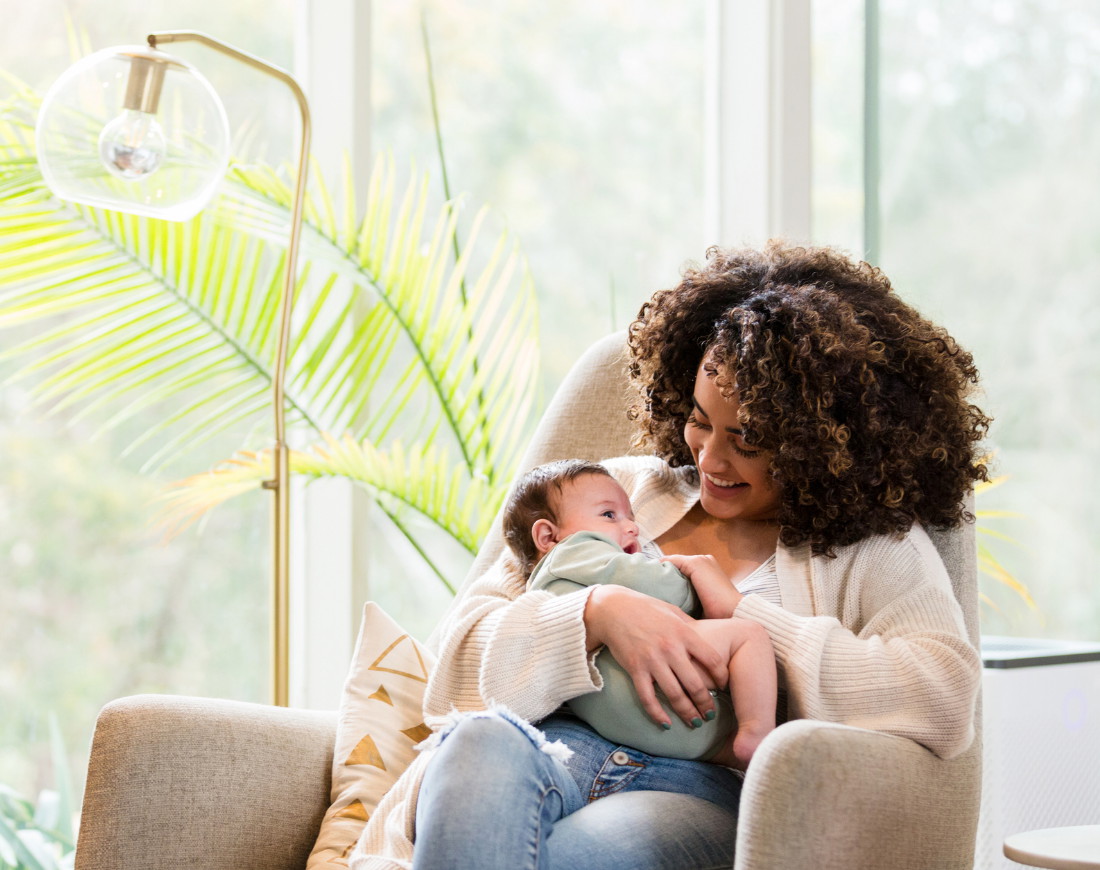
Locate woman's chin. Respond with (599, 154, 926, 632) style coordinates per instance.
(698, 491, 742, 520)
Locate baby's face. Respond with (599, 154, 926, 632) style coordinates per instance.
(553, 474, 641, 554)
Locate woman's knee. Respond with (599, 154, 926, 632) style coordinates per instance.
(426, 709, 573, 786)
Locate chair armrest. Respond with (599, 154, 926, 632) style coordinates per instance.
(74, 694, 337, 870)
(735, 719, 981, 870)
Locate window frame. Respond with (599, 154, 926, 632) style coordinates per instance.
(291, 0, 815, 707)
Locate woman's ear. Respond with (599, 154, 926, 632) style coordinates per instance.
(531, 518, 559, 556)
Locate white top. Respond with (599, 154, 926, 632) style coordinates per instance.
(645, 532, 781, 606)
(736, 554, 780, 606)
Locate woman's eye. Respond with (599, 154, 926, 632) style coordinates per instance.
(730, 436, 762, 458)
(687, 415, 711, 430)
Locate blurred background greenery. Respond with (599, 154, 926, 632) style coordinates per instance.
(2, 0, 1098, 825)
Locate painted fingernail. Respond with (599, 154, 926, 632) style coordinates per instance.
(691, 717, 703, 728)
(705, 709, 716, 721)
(661, 721, 672, 731)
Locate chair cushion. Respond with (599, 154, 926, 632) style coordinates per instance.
(307, 603, 436, 868)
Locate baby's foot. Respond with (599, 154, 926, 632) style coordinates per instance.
(706, 739, 740, 770)
(731, 720, 774, 770)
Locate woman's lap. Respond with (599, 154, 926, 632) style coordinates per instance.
(413, 709, 741, 870)
(540, 713, 744, 809)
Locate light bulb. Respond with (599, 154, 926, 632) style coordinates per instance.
(98, 108, 167, 181)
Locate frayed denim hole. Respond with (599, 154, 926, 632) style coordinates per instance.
(421, 703, 574, 763)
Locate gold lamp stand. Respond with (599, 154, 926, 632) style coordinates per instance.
(145, 32, 311, 707)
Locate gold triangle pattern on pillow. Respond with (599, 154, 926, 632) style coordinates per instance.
(367, 685, 393, 705)
(345, 733, 386, 770)
(307, 603, 438, 870)
(367, 633, 430, 682)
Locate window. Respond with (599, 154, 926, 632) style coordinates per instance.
(1, 0, 291, 806)
(813, 0, 1100, 640)
(372, 1, 707, 388)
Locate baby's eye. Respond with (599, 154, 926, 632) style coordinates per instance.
(601, 510, 616, 519)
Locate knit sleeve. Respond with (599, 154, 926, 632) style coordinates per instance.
(422, 548, 602, 722)
(735, 533, 980, 760)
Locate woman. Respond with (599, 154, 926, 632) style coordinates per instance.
(350, 241, 989, 870)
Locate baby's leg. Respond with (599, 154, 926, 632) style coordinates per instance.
(693, 617, 777, 770)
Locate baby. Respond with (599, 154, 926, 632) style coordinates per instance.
(503, 459, 777, 769)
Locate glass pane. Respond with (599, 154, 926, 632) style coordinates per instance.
(1, 0, 291, 810)
(813, 0, 1100, 641)
(372, 0, 707, 389)
(363, 1, 707, 637)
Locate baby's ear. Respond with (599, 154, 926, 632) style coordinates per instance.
(531, 518, 559, 555)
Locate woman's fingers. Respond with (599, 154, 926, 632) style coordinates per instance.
(655, 632, 727, 726)
(585, 586, 727, 727)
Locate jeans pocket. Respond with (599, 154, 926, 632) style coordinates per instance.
(588, 748, 647, 802)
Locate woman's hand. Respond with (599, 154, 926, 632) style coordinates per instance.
(583, 585, 728, 729)
(661, 553, 743, 619)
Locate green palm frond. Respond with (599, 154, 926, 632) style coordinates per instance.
(158, 435, 499, 588)
(220, 155, 540, 485)
(974, 469, 1037, 615)
(0, 91, 310, 463)
(0, 84, 540, 590)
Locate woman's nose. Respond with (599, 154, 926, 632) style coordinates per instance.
(699, 433, 730, 468)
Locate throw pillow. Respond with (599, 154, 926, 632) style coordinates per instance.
(307, 602, 436, 869)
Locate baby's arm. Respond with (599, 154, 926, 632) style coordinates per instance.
(661, 553, 740, 619)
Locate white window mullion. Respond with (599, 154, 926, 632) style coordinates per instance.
(705, 0, 812, 247)
(291, 0, 373, 711)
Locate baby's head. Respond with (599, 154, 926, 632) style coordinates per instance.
(503, 459, 641, 575)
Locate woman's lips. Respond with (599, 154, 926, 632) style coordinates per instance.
(702, 472, 747, 498)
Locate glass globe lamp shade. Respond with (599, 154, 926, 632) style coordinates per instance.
(36, 45, 231, 222)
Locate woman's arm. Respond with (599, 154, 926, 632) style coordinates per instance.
(422, 551, 599, 721)
(737, 532, 980, 760)
(424, 547, 726, 725)
(583, 584, 726, 726)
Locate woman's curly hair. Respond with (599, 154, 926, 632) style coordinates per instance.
(628, 240, 991, 555)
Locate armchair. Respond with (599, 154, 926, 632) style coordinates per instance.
(74, 333, 981, 870)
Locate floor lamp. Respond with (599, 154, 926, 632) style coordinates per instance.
(36, 32, 311, 707)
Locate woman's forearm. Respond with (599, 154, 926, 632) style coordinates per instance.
(737, 590, 980, 759)
(423, 557, 600, 720)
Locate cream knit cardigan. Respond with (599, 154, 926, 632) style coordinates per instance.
(350, 456, 980, 870)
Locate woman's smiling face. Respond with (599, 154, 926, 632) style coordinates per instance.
(683, 361, 780, 523)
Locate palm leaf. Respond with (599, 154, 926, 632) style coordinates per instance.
(0, 81, 538, 591)
(158, 435, 501, 589)
(219, 155, 540, 485)
(973, 463, 1037, 615)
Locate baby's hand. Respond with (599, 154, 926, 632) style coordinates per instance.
(660, 554, 741, 619)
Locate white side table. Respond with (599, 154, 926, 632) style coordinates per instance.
(1003, 825, 1100, 870)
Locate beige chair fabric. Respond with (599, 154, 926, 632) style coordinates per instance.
(73, 332, 981, 870)
(74, 694, 336, 870)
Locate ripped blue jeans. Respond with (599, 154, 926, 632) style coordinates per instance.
(412, 709, 743, 870)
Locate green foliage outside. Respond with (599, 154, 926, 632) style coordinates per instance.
(0, 720, 74, 870)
